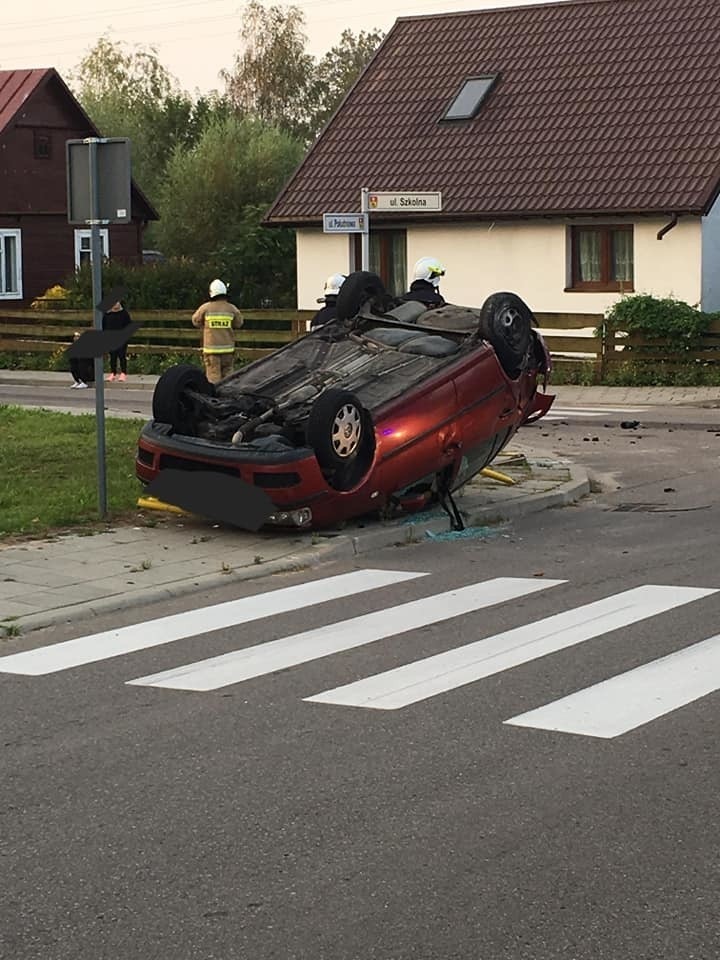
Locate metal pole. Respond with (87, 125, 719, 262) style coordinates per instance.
(360, 187, 370, 271)
(88, 138, 107, 518)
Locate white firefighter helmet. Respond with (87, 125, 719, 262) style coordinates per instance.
(209, 278, 228, 298)
(317, 273, 347, 302)
(412, 257, 446, 288)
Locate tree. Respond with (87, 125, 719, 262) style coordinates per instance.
(221, 0, 314, 141)
(155, 115, 304, 306)
(71, 37, 230, 201)
(308, 29, 385, 135)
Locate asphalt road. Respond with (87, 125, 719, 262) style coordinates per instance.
(0, 381, 151, 420)
(3, 379, 720, 430)
(1, 412, 719, 959)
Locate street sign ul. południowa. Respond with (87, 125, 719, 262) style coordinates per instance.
(323, 213, 368, 234)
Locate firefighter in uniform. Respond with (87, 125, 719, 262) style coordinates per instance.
(192, 279, 244, 384)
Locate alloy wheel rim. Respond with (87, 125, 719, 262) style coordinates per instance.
(332, 404, 362, 457)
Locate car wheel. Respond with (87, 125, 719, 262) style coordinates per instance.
(152, 364, 215, 431)
(477, 292, 534, 378)
(307, 388, 375, 491)
(335, 271, 391, 321)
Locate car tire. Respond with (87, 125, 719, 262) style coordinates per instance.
(477, 292, 534, 378)
(335, 271, 390, 321)
(307, 388, 375, 491)
(152, 364, 215, 431)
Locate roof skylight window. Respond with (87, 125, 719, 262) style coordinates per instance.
(442, 75, 498, 121)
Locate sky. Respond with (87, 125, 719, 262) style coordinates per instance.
(1, 0, 559, 96)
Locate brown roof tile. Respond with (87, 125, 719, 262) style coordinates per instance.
(265, 0, 720, 225)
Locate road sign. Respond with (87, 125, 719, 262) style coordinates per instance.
(66, 138, 132, 224)
(367, 191, 442, 212)
(66, 137, 133, 519)
(323, 213, 368, 233)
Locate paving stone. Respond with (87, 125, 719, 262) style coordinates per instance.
(0, 564, 81, 589)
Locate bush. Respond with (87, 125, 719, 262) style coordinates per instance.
(604, 294, 710, 350)
(602, 360, 720, 387)
(548, 361, 598, 386)
(62, 259, 222, 311)
(60, 252, 298, 312)
(127, 351, 204, 375)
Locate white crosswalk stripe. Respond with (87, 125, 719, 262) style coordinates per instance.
(1, 570, 717, 739)
(127, 577, 562, 691)
(542, 406, 648, 421)
(0, 569, 425, 676)
(305, 586, 714, 710)
(505, 633, 720, 738)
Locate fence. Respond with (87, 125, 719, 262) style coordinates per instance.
(0, 309, 312, 361)
(2, 309, 720, 377)
(535, 312, 720, 378)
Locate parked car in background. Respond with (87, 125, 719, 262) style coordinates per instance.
(136, 271, 554, 529)
(142, 250, 166, 264)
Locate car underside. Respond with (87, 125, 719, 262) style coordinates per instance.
(137, 277, 554, 529)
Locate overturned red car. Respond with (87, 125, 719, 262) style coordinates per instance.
(135, 271, 554, 529)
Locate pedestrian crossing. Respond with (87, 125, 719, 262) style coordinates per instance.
(0, 569, 423, 675)
(0, 570, 718, 740)
(128, 577, 559, 692)
(541, 405, 648, 422)
(305, 585, 711, 711)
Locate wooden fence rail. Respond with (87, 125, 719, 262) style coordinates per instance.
(0, 309, 313, 361)
(2, 309, 720, 376)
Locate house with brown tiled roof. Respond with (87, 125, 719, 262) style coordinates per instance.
(264, 0, 720, 317)
(0, 68, 157, 305)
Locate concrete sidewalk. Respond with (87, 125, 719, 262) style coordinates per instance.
(2, 369, 720, 406)
(0, 449, 589, 635)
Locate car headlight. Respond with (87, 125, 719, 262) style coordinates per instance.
(266, 507, 313, 527)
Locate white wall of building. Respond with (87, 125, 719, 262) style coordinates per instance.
(701, 195, 720, 312)
(294, 217, 704, 315)
(635, 218, 703, 309)
(296, 229, 353, 310)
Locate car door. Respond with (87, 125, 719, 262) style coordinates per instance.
(374, 372, 461, 494)
(450, 346, 519, 486)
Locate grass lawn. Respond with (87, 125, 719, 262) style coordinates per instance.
(0, 405, 147, 539)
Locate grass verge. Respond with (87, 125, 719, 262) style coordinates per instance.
(0, 404, 147, 539)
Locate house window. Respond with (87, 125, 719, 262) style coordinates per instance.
(569, 225, 634, 292)
(33, 132, 51, 159)
(74, 229, 110, 269)
(352, 230, 407, 296)
(0, 229, 22, 299)
(441, 76, 498, 121)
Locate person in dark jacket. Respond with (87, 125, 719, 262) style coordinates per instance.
(68, 331, 95, 389)
(102, 299, 132, 381)
(310, 273, 346, 329)
(400, 257, 446, 308)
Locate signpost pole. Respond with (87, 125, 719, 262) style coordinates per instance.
(87, 137, 108, 519)
(360, 187, 369, 271)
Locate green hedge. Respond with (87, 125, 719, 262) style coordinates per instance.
(605, 294, 717, 350)
(60, 257, 296, 311)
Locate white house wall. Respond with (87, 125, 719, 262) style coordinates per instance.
(296, 229, 352, 310)
(701, 195, 720, 312)
(295, 218, 703, 314)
